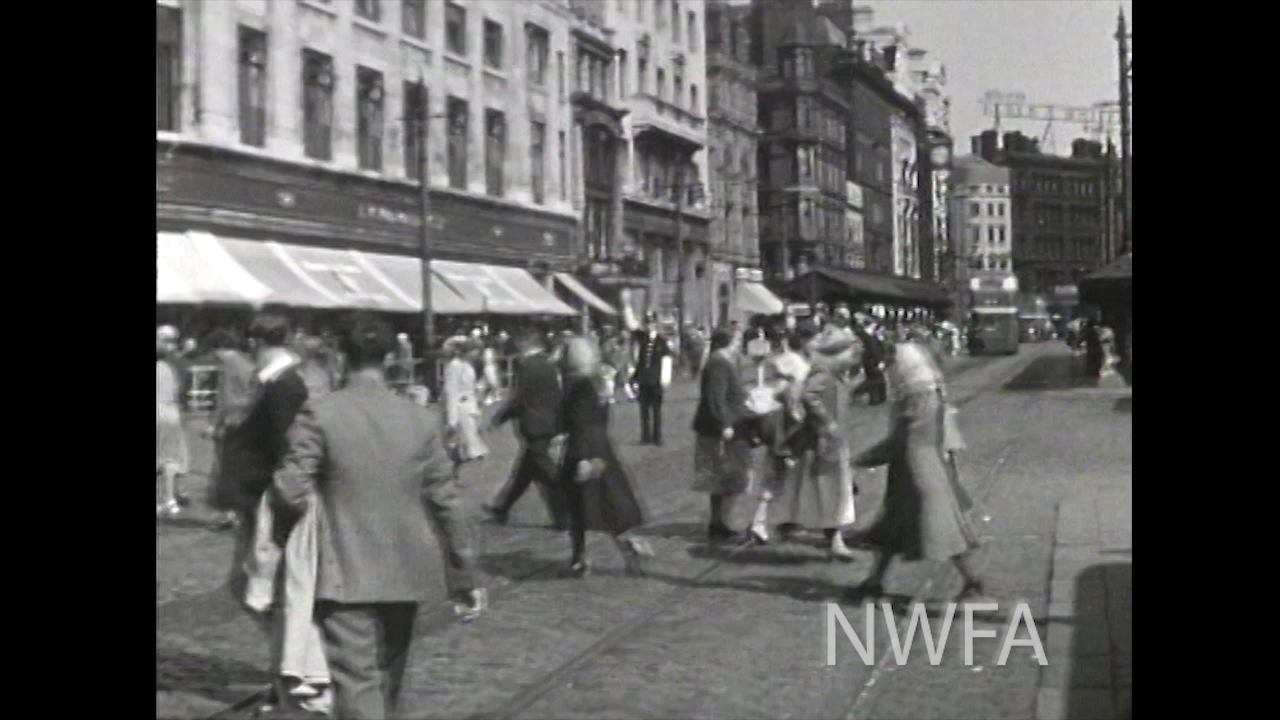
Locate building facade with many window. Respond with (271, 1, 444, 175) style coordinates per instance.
(974, 131, 1111, 297)
(949, 155, 1012, 273)
(156, 0, 585, 274)
(750, 0, 854, 283)
(593, 0, 713, 326)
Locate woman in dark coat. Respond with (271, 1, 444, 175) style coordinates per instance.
(558, 337, 652, 576)
(851, 341, 985, 602)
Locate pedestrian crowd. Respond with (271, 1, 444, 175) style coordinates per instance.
(156, 304, 986, 719)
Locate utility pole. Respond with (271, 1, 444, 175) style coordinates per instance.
(415, 72, 435, 350)
(675, 166, 686, 336)
(1117, 9, 1132, 255)
(1101, 140, 1112, 265)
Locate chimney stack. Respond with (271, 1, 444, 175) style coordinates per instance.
(979, 131, 998, 160)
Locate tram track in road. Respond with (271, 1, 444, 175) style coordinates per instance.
(839, 383, 1043, 720)
(199, 352, 1023, 720)
(463, 353, 1032, 720)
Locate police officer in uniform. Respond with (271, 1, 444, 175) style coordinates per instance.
(631, 313, 673, 445)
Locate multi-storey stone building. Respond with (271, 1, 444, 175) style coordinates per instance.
(704, 0, 763, 324)
(974, 130, 1111, 297)
(156, 0, 587, 271)
(590, 0, 713, 327)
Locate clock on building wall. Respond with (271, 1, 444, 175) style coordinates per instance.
(929, 144, 952, 170)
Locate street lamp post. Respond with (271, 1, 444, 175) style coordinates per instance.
(675, 166, 686, 336)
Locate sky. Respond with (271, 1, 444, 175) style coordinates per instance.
(855, 0, 1132, 154)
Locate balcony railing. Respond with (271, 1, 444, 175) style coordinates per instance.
(579, 254, 651, 278)
(628, 93, 705, 145)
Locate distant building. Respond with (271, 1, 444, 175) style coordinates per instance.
(949, 155, 1013, 277)
(608, 0, 713, 325)
(973, 131, 1113, 297)
(706, 0, 761, 324)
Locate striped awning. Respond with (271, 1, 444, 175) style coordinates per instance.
(737, 282, 785, 316)
(156, 232, 578, 316)
(553, 273, 617, 315)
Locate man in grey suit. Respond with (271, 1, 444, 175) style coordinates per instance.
(274, 313, 486, 719)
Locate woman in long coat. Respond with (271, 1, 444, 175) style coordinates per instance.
(851, 342, 984, 601)
(558, 337, 652, 576)
(780, 329, 857, 560)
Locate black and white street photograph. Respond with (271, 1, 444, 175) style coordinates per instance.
(156, 1, 1132, 718)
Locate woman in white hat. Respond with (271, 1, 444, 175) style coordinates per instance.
(851, 341, 985, 602)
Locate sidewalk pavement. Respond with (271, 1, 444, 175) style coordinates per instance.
(1037, 486, 1132, 720)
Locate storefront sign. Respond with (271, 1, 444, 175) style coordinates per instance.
(157, 148, 573, 259)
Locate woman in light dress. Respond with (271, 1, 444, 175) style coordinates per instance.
(156, 326, 189, 517)
(788, 328, 859, 560)
(442, 337, 489, 474)
(761, 325, 858, 560)
(850, 341, 985, 602)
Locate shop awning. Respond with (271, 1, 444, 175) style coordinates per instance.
(432, 260, 578, 316)
(737, 282, 785, 316)
(784, 268, 951, 307)
(553, 273, 617, 315)
(157, 232, 274, 305)
(156, 232, 579, 316)
(1082, 254, 1132, 284)
(892, 277, 952, 306)
(357, 253, 475, 315)
(220, 238, 420, 312)
(786, 268, 908, 304)
(1079, 254, 1131, 307)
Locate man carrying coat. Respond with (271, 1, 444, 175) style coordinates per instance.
(273, 313, 485, 719)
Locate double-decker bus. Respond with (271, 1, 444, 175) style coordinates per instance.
(967, 272, 1020, 355)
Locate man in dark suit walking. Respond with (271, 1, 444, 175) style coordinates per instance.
(273, 313, 484, 720)
(631, 313, 672, 445)
(483, 327, 567, 528)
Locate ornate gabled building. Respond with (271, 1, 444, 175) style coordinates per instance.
(749, 0, 855, 283)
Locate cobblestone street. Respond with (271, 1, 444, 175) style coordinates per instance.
(156, 345, 1130, 719)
